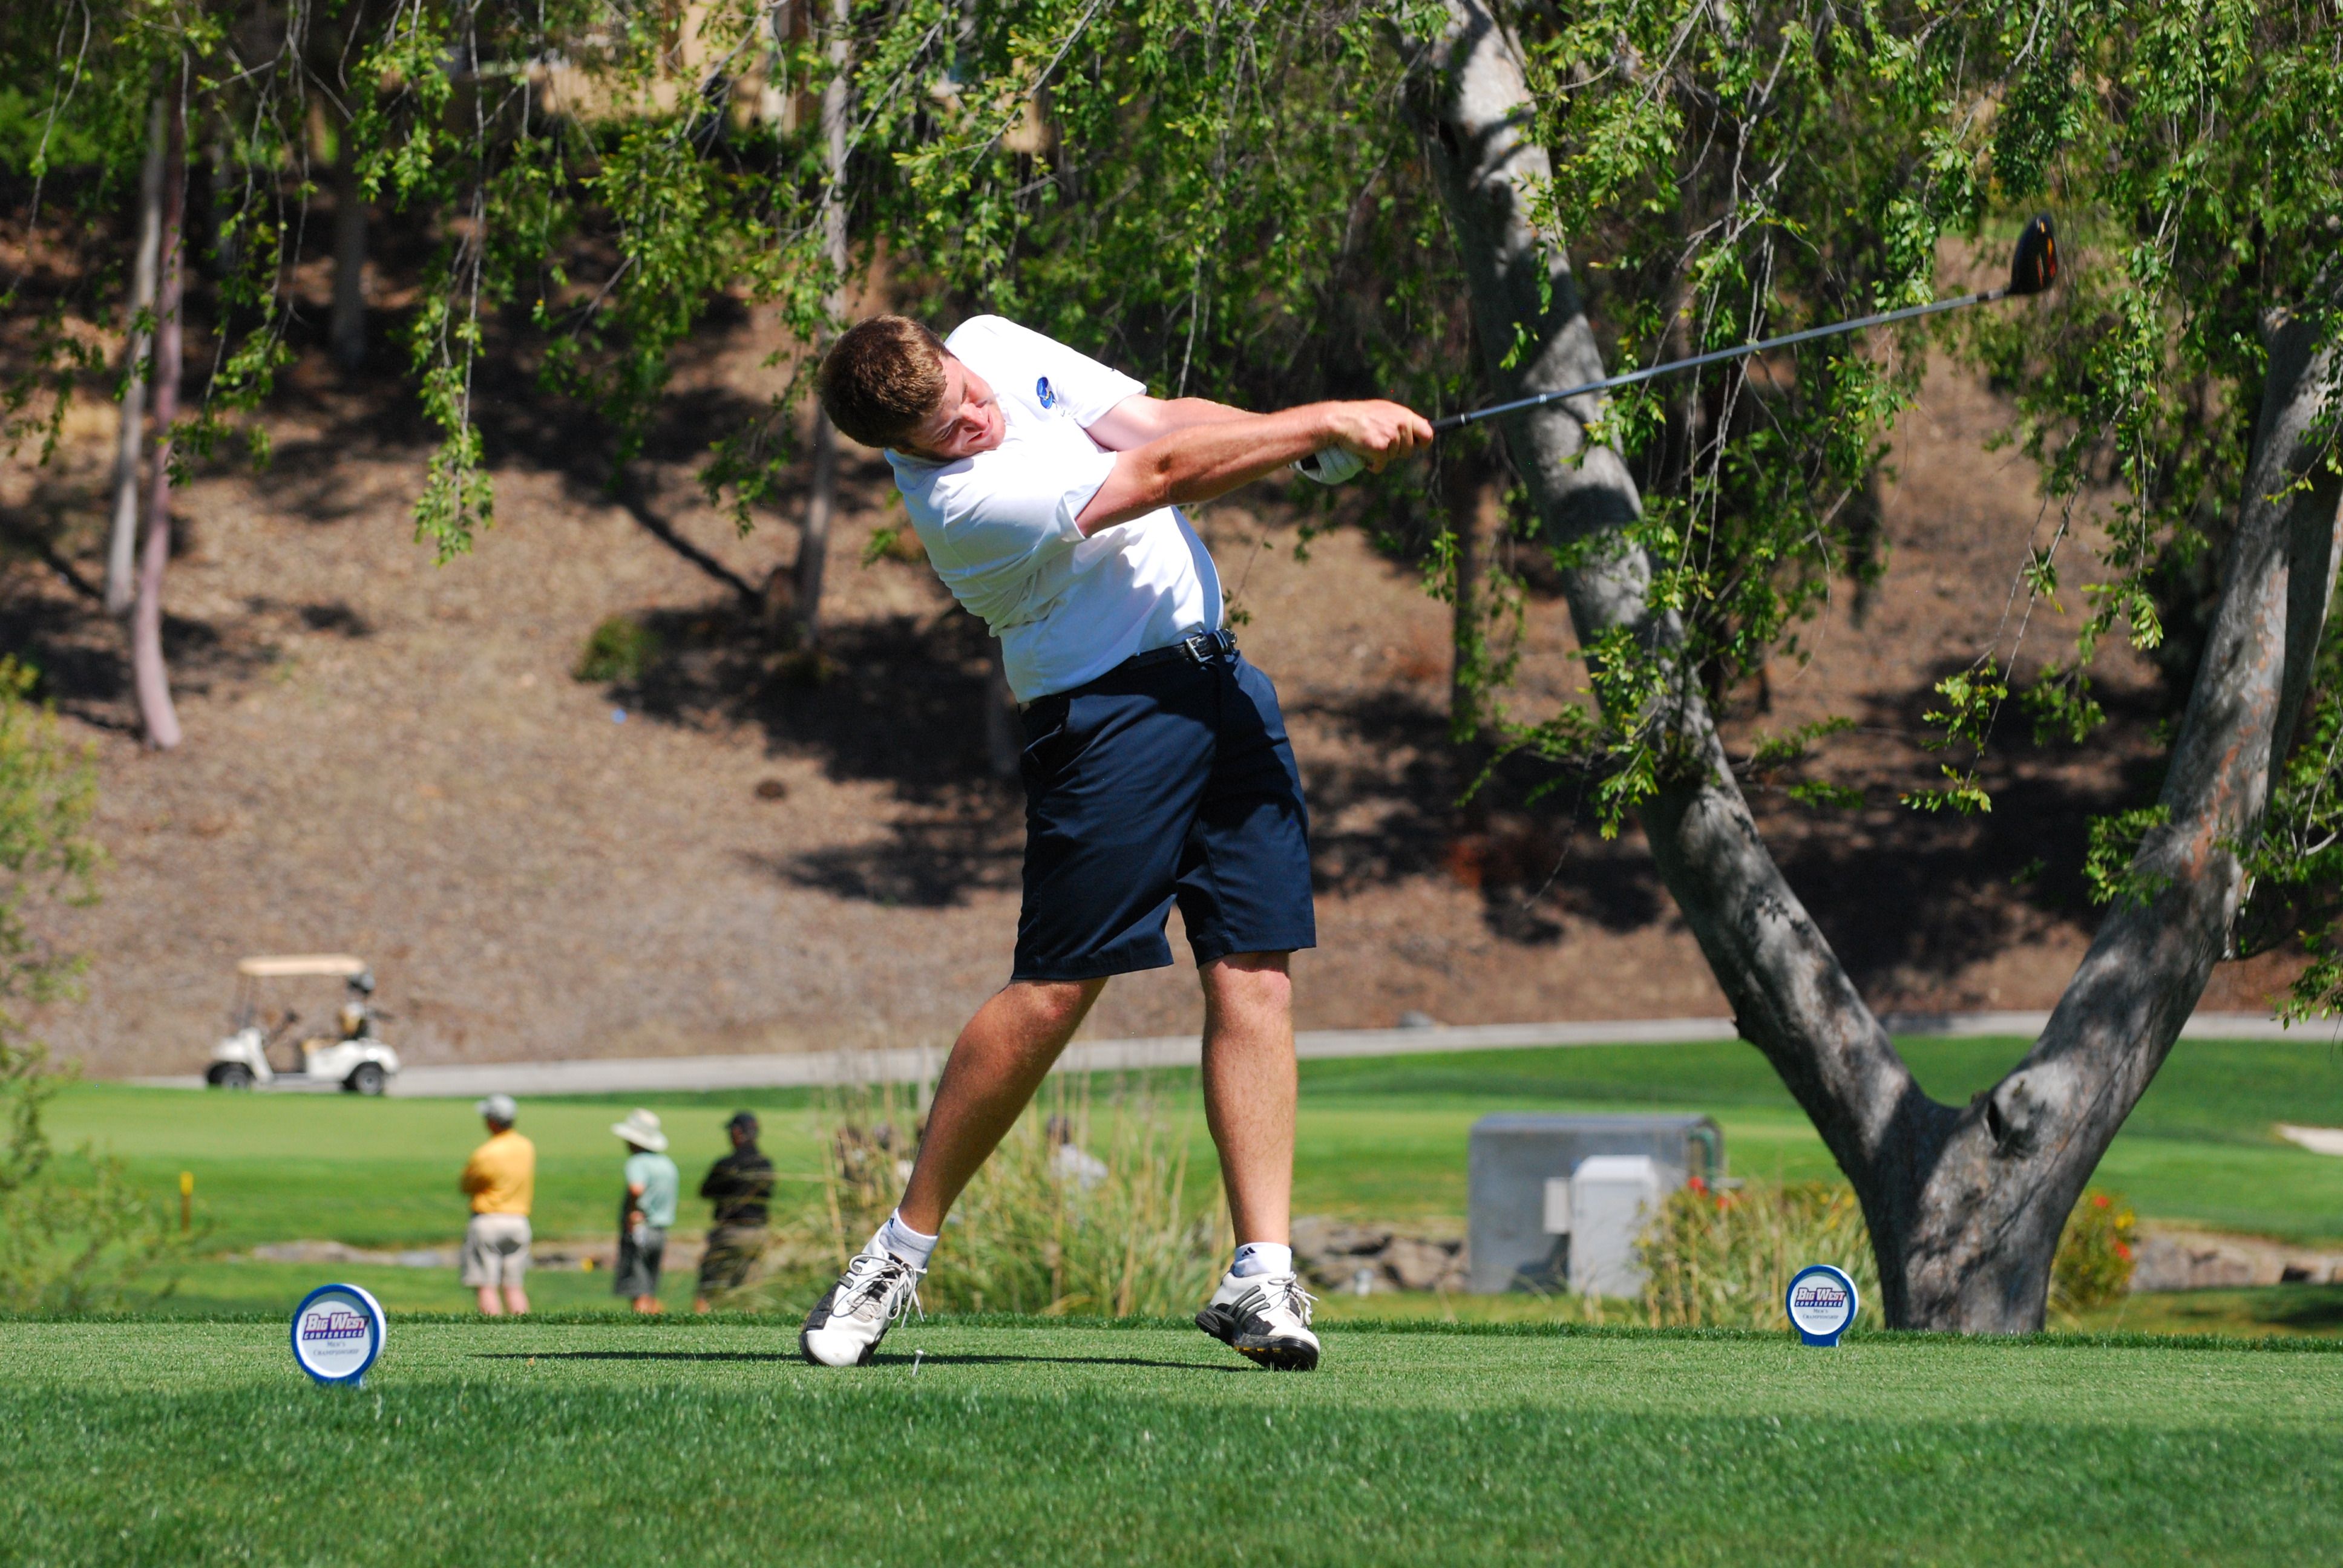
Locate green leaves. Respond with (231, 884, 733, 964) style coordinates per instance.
(2083, 805, 2174, 910)
(1901, 663, 2007, 814)
(2240, 616, 2343, 1022)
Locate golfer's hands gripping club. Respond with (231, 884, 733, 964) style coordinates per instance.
(1296, 400, 1434, 486)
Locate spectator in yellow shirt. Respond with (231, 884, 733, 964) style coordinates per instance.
(459, 1094, 535, 1315)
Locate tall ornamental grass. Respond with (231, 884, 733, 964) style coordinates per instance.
(1639, 1179, 2139, 1329)
(1637, 1179, 1882, 1331)
(752, 1072, 1226, 1318)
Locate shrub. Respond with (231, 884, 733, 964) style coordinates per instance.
(2051, 1189, 2138, 1314)
(0, 1040, 185, 1312)
(1638, 1178, 1881, 1330)
(752, 1073, 1225, 1318)
(574, 615, 661, 683)
(0, 656, 183, 1312)
(1640, 1177, 2142, 1329)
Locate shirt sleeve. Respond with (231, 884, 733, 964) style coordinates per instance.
(954, 316, 1145, 425)
(929, 444, 1116, 576)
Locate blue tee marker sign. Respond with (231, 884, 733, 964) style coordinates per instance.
(1784, 1265, 1859, 1346)
(291, 1282, 387, 1386)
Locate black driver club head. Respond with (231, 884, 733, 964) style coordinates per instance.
(2008, 213, 2057, 296)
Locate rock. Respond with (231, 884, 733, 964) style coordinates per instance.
(2130, 1228, 2343, 1291)
(1291, 1216, 1468, 1293)
(1381, 1238, 1460, 1292)
(1291, 1215, 1392, 1262)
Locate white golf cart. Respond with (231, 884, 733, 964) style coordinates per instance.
(205, 954, 401, 1096)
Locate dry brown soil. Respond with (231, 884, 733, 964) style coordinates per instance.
(1, 274, 2302, 1076)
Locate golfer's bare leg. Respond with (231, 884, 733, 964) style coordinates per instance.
(503, 1284, 528, 1315)
(896, 978, 1107, 1233)
(1200, 952, 1295, 1246)
(475, 1285, 502, 1316)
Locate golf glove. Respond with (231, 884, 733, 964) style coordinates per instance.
(1293, 447, 1366, 486)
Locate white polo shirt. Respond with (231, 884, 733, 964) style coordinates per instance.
(885, 316, 1222, 701)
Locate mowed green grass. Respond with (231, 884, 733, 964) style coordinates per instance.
(3, 1316, 2337, 1567)
(54, 1033, 2343, 1255)
(123, 1263, 2343, 1341)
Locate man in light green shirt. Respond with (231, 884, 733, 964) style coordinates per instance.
(609, 1109, 680, 1313)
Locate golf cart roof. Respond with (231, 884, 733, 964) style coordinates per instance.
(236, 954, 369, 979)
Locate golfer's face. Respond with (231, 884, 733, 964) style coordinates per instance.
(908, 358, 1003, 461)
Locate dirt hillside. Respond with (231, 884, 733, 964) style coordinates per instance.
(1, 290, 2300, 1077)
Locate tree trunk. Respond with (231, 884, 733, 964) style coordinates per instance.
(131, 84, 188, 752)
(1890, 316, 2342, 1327)
(329, 116, 369, 372)
(1409, 0, 2341, 1330)
(1443, 453, 1499, 736)
(104, 98, 167, 619)
(790, 0, 853, 652)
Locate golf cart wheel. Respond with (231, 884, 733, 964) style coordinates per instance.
(345, 1063, 387, 1097)
(208, 1063, 255, 1090)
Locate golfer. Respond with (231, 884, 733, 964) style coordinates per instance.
(798, 315, 1429, 1370)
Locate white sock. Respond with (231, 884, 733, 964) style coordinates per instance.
(869, 1210, 939, 1271)
(1229, 1241, 1293, 1279)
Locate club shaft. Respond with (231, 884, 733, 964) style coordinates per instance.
(1429, 287, 2005, 434)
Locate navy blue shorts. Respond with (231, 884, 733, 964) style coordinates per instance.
(1012, 647, 1316, 981)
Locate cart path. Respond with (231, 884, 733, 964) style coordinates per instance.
(129, 1009, 2320, 1097)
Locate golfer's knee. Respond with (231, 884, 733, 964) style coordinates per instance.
(1002, 976, 1102, 1034)
(1203, 951, 1293, 1015)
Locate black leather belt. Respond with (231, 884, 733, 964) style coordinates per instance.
(1117, 627, 1237, 673)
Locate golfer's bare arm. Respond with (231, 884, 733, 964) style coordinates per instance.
(1075, 395, 1429, 535)
(1083, 395, 1251, 450)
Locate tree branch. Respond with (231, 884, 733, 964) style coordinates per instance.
(1407, 0, 1937, 1236)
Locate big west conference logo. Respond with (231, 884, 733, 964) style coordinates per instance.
(1784, 1264, 1859, 1346)
(290, 1284, 385, 1385)
(301, 1306, 369, 1343)
(1791, 1277, 1849, 1316)
(1035, 376, 1057, 410)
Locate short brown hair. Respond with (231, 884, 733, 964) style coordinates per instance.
(818, 316, 949, 449)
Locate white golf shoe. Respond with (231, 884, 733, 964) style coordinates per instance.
(799, 1247, 923, 1367)
(1194, 1270, 1320, 1371)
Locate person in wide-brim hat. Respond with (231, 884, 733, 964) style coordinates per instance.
(610, 1109, 678, 1312)
(611, 1108, 669, 1151)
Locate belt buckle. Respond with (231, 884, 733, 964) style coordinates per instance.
(1180, 632, 1214, 665)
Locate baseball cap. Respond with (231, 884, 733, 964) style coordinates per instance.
(726, 1110, 760, 1134)
(476, 1094, 518, 1124)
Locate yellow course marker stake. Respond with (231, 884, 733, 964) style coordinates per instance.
(179, 1171, 194, 1233)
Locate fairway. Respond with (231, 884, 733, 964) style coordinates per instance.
(4, 1316, 2338, 1567)
(49, 1032, 2343, 1257)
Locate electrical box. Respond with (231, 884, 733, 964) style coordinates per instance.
(1568, 1155, 1663, 1298)
(1466, 1113, 1723, 1294)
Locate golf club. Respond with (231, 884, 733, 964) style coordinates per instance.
(1297, 214, 2057, 484)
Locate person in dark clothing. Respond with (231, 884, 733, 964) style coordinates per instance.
(694, 1111, 776, 1312)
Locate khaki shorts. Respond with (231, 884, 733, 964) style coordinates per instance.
(460, 1213, 532, 1287)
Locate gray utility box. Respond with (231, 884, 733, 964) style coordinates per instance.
(1466, 1114, 1723, 1294)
